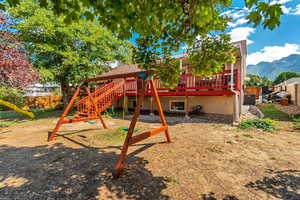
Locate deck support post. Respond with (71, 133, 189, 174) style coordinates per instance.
(185, 95, 190, 119)
(150, 96, 154, 116)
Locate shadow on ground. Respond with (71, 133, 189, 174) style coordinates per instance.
(245, 169, 300, 200)
(122, 113, 232, 125)
(201, 192, 239, 200)
(0, 143, 169, 200)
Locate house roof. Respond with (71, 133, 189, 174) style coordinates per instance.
(83, 64, 146, 82)
(83, 40, 246, 83)
(277, 77, 300, 86)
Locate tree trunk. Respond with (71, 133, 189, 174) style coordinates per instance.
(60, 81, 71, 108)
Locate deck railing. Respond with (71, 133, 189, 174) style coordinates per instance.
(125, 69, 240, 96)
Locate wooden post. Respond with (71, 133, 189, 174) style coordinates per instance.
(123, 78, 126, 119)
(48, 86, 81, 141)
(113, 79, 147, 178)
(150, 96, 154, 115)
(185, 95, 190, 119)
(84, 86, 108, 129)
(149, 79, 171, 143)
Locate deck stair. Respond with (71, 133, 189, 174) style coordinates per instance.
(73, 80, 125, 118)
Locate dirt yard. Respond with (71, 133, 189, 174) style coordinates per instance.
(0, 115, 299, 200)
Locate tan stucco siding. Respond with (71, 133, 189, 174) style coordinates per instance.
(124, 95, 234, 115)
(286, 85, 296, 103)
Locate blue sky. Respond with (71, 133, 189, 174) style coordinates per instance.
(226, 0, 300, 65)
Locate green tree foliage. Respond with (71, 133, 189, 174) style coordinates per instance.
(4, 0, 283, 86)
(8, 0, 132, 104)
(246, 74, 273, 87)
(0, 85, 24, 111)
(273, 72, 300, 85)
(188, 34, 237, 77)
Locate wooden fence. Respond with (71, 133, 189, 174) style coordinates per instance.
(244, 87, 261, 99)
(25, 95, 62, 109)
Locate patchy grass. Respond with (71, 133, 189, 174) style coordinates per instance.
(0, 108, 62, 127)
(292, 116, 300, 130)
(257, 104, 290, 121)
(164, 176, 180, 184)
(243, 134, 253, 138)
(239, 118, 275, 132)
(86, 128, 127, 144)
(207, 145, 223, 153)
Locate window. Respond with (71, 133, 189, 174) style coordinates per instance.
(170, 101, 185, 112)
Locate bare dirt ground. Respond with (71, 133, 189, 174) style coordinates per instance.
(0, 116, 300, 200)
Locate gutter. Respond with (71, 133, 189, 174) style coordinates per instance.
(230, 63, 240, 122)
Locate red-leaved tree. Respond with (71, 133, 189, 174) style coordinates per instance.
(0, 13, 38, 88)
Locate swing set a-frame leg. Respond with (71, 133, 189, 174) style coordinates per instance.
(113, 79, 171, 178)
(48, 85, 108, 142)
(48, 86, 81, 142)
(113, 80, 147, 177)
(149, 79, 171, 143)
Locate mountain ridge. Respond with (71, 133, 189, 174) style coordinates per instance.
(247, 54, 300, 80)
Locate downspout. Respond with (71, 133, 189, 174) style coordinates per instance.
(230, 63, 240, 122)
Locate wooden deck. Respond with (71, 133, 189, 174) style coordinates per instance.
(125, 69, 240, 96)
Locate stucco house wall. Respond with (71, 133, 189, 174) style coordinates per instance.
(118, 95, 235, 116)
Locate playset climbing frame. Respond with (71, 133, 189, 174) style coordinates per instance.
(48, 72, 171, 178)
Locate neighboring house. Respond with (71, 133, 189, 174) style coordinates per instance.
(24, 82, 60, 97)
(275, 77, 300, 88)
(275, 77, 300, 105)
(96, 40, 247, 122)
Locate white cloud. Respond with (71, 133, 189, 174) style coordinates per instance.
(247, 43, 300, 65)
(281, 5, 292, 14)
(292, 4, 300, 15)
(229, 27, 255, 44)
(228, 18, 249, 28)
(270, 0, 294, 5)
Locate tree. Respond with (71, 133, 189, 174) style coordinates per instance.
(0, 12, 38, 88)
(273, 72, 300, 85)
(8, 0, 133, 105)
(261, 76, 273, 87)
(246, 74, 272, 87)
(4, 0, 283, 87)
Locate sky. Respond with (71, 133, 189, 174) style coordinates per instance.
(226, 0, 300, 65)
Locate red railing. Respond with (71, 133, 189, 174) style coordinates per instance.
(74, 80, 125, 117)
(125, 69, 240, 96)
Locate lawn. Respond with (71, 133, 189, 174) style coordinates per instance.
(0, 108, 62, 127)
(257, 103, 291, 121)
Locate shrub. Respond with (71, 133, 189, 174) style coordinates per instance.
(239, 118, 275, 131)
(292, 116, 300, 130)
(0, 86, 25, 111)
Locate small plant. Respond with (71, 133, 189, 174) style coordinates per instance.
(226, 140, 237, 144)
(207, 146, 223, 153)
(165, 176, 180, 184)
(239, 118, 275, 131)
(243, 134, 253, 138)
(292, 115, 300, 130)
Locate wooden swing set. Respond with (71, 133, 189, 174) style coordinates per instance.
(48, 71, 171, 178)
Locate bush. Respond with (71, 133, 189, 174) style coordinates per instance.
(292, 116, 300, 130)
(239, 118, 275, 131)
(0, 86, 25, 111)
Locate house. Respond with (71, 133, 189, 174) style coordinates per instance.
(274, 77, 300, 105)
(94, 40, 247, 122)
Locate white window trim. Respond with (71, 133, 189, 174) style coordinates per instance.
(169, 100, 185, 112)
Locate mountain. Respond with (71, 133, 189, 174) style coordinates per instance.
(247, 54, 300, 80)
